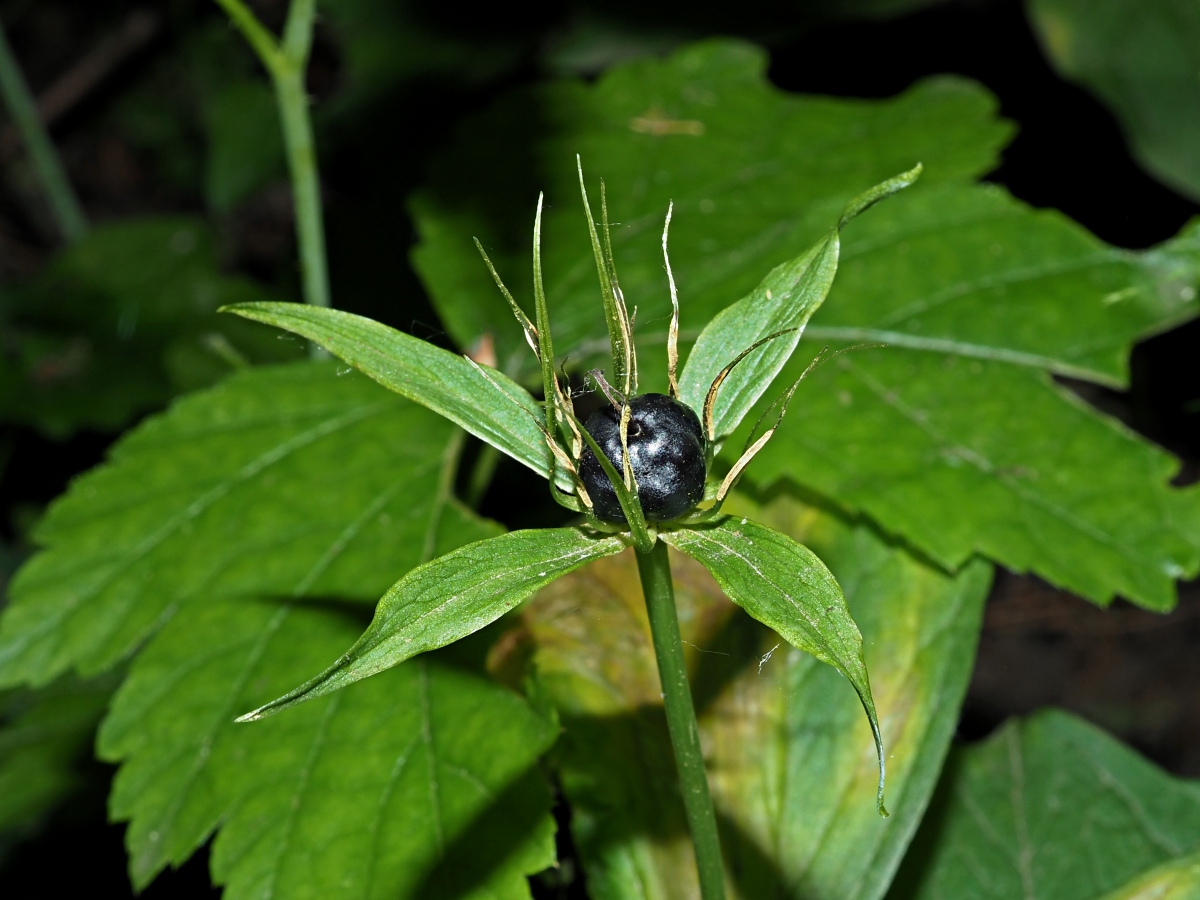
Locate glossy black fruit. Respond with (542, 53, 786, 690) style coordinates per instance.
(580, 393, 707, 523)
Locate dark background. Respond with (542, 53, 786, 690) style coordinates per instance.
(1, 0, 1197, 896)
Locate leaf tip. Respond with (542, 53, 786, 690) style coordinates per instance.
(838, 162, 923, 231)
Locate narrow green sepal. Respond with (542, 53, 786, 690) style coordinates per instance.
(576, 421, 654, 553)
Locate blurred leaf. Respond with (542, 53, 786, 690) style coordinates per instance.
(891, 710, 1200, 900)
(226, 302, 575, 489)
(1028, 0, 1200, 202)
(239, 526, 627, 722)
(412, 39, 1200, 609)
(99, 596, 557, 897)
(0, 361, 498, 688)
(203, 78, 285, 212)
(0, 676, 113, 859)
(664, 516, 886, 813)
(805, 0, 948, 17)
(321, 0, 525, 119)
(115, 4, 525, 210)
(493, 491, 990, 898)
(0, 217, 302, 436)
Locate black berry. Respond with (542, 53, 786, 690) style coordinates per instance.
(580, 393, 707, 523)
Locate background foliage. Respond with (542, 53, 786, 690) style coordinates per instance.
(0, 0, 1198, 898)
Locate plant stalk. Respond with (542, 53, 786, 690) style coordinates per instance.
(0, 16, 87, 243)
(275, 68, 330, 310)
(635, 538, 726, 900)
(216, 0, 330, 334)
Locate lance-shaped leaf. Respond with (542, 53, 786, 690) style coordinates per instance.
(662, 516, 886, 814)
(223, 302, 574, 490)
(893, 710, 1200, 900)
(239, 528, 626, 721)
(678, 165, 920, 444)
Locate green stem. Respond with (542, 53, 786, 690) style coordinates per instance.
(276, 68, 330, 310)
(0, 16, 87, 243)
(635, 539, 726, 900)
(215, 0, 330, 316)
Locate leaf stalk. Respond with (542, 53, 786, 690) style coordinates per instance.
(635, 539, 726, 900)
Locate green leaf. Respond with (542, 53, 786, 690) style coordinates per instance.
(99, 596, 558, 896)
(495, 492, 990, 899)
(491, 546, 740, 900)
(1028, 0, 1200, 202)
(0, 361, 497, 687)
(892, 710, 1200, 900)
(663, 516, 886, 814)
(239, 527, 627, 721)
(409, 38, 1200, 609)
(710, 493, 991, 900)
(749, 350, 1200, 610)
(1096, 852, 1200, 900)
(411, 40, 1011, 377)
(223, 302, 574, 490)
(677, 166, 920, 443)
(0, 217, 302, 436)
(743, 182, 1200, 612)
(0, 676, 113, 857)
(806, 184, 1200, 388)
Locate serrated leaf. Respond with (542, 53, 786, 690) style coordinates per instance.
(410, 37, 1200, 610)
(494, 492, 990, 899)
(891, 710, 1200, 900)
(99, 596, 557, 897)
(0, 217, 302, 436)
(223, 302, 573, 490)
(240, 527, 627, 721)
(411, 40, 1011, 377)
(1028, 0, 1200, 202)
(662, 516, 887, 812)
(807, 185, 1200, 386)
(749, 350, 1200, 610)
(0, 676, 113, 858)
(0, 361, 498, 688)
(677, 166, 919, 443)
